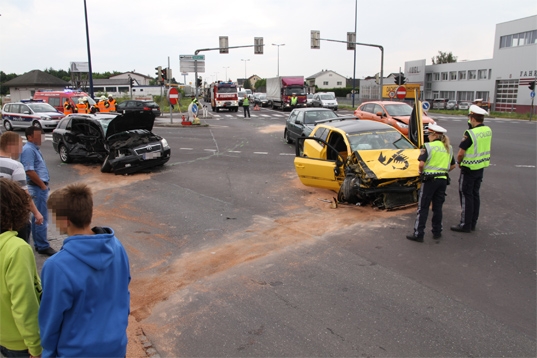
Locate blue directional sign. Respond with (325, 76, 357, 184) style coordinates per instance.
(192, 104, 198, 114)
(531, 91, 535, 98)
(422, 101, 430, 110)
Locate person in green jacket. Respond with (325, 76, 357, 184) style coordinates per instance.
(0, 178, 43, 358)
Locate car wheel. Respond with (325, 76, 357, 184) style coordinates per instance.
(3, 120, 13, 131)
(284, 130, 293, 144)
(101, 155, 112, 173)
(32, 121, 42, 129)
(58, 144, 72, 163)
(338, 175, 359, 204)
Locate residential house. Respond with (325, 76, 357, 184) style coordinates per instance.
(3, 70, 70, 102)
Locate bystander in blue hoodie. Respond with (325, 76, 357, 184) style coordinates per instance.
(39, 226, 130, 357)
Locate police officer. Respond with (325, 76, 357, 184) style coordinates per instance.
(290, 93, 298, 108)
(407, 124, 456, 242)
(451, 105, 492, 233)
(242, 93, 250, 118)
(63, 98, 73, 115)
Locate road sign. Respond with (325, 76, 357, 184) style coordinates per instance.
(422, 101, 430, 110)
(396, 86, 407, 99)
(389, 91, 395, 99)
(167, 87, 179, 105)
(531, 91, 535, 98)
(192, 55, 205, 60)
(180, 55, 206, 73)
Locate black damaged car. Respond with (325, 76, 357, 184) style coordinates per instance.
(52, 111, 171, 174)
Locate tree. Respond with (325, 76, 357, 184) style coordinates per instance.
(254, 78, 266, 91)
(0, 71, 19, 95)
(243, 79, 252, 90)
(431, 51, 457, 65)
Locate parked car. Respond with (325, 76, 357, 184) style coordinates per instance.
(253, 93, 269, 107)
(52, 112, 171, 175)
(353, 101, 436, 138)
(2, 100, 64, 131)
(284, 108, 338, 144)
(446, 100, 458, 110)
(432, 98, 448, 109)
(306, 94, 314, 107)
(115, 100, 161, 117)
(311, 92, 338, 110)
(293, 119, 421, 209)
(458, 101, 471, 111)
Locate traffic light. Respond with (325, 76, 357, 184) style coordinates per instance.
(162, 68, 167, 81)
(196, 77, 202, 87)
(394, 74, 400, 85)
(155, 66, 162, 82)
(529, 81, 536, 91)
(129, 77, 134, 86)
(347, 32, 356, 50)
(394, 72, 406, 85)
(311, 30, 320, 49)
(219, 36, 229, 54)
(254, 37, 263, 54)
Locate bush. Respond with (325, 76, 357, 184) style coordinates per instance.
(314, 87, 356, 97)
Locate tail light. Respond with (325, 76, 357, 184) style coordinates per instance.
(143, 106, 151, 111)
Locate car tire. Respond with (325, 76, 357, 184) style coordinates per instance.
(338, 175, 359, 204)
(3, 120, 13, 131)
(284, 130, 293, 144)
(101, 155, 112, 173)
(32, 121, 42, 129)
(58, 144, 72, 163)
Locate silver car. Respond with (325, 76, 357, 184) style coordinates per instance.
(2, 101, 64, 131)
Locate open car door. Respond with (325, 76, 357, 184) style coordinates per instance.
(293, 137, 345, 192)
(408, 94, 424, 148)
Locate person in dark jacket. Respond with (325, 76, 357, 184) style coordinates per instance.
(39, 183, 130, 358)
(242, 94, 251, 118)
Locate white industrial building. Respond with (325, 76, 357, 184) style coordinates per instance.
(362, 15, 536, 113)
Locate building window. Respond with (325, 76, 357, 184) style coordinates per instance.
(458, 71, 466, 80)
(440, 91, 455, 100)
(478, 69, 487, 80)
(457, 91, 474, 101)
(450, 71, 457, 80)
(433, 73, 440, 81)
(499, 30, 537, 48)
(336, 81, 342, 86)
(323, 81, 328, 86)
(425, 82, 432, 90)
(426, 73, 432, 82)
(118, 87, 129, 93)
(475, 91, 489, 101)
(468, 70, 477, 80)
(441, 72, 448, 80)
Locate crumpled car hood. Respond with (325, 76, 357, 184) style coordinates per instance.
(353, 149, 421, 179)
(106, 112, 155, 139)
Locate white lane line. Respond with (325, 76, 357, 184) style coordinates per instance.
(180, 148, 193, 150)
(279, 153, 295, 156)
(228, 150, 241, 153)
(515, 165, 536, 168)
(261, 114, 271, 117)
(204, 149, 217, 152)
(253, 152, 268, 155)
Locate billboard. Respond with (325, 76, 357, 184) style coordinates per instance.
(404, 59, 426, 86)
(70, 62, 89, 73)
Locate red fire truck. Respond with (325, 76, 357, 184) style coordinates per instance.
(210, 81, 239, 112)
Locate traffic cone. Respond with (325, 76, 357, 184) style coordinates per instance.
(254, 104, 260, 111)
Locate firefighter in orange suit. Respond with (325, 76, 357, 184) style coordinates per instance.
(97, 95, 110, 113)
(63, 99, 73, 115)
(76, 98, 87, 113)
(108, 95, 116, 112)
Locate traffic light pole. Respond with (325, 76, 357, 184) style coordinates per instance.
(316, 37, 384, 102)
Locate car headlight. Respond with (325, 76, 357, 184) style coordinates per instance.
(40, 116, 50, 120)
(160, 138, 170, 149)
(395, 122, 408, 128)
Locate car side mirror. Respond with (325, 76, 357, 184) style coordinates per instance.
(376, 111, 383, 117)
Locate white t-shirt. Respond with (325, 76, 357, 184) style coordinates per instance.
(0, 156, 28, 190)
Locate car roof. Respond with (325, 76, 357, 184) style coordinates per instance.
(360, 101, 409, 106)
(318, 118, 395, 134)
(292, 108, 335, 113)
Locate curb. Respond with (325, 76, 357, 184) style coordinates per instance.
(137, 327, 161, 358)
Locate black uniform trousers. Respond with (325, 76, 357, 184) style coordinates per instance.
(458, 167, 484, 230)
(413, 178, 447, 238)
(243, 104, 250, 118)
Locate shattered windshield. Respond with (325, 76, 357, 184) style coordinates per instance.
(348, 129, 414, 151)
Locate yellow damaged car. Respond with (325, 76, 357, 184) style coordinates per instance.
(294, 118, 421, 210)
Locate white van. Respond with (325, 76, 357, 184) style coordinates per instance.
(311, 92, 338, 110)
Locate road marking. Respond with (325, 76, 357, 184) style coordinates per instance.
(180, 148, 193, 150)
(253, 152, 268, 155)
(204, 149, 217, 152)
(515, 165, 535, 168)
(279, 153, 295, 156)
(228, 150, 241, 153)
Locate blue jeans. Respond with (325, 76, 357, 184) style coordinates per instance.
(0, 345, 29, 358)
(28, 185, 50, 251)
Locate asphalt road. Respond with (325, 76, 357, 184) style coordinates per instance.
(28, 107, 536, 357)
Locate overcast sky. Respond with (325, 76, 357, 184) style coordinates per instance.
(1, 0, 536, 85)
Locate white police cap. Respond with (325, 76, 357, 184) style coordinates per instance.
(428, 123, 447, 133)
(469, 104, 488, 116)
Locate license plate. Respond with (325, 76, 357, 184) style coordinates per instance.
(143, 152, 161, 160)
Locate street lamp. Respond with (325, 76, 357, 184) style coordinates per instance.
(223, 66, 229, 81)
(272, 43, 285, 77)
(241, 59, 250, 83)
